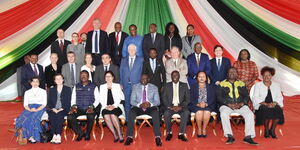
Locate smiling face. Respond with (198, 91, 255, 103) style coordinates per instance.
(54, 75, 64, 86)
(67, 53, 75, 63)
(171, 71, 180, 83)
(57, 29, 64, 39)
(214, 47, 223, 58)
(128, 44, 137, 56)
(262, 71, 273, 83)
(115, 22, 122, 32)
(105, 72, 114, 83)
(170, 47, 180, 59)
(93, 19, 101, 30)
(194, 43, 202, 54)
(149, 49, 158, 59)
(187, 25, 194, 36)
(101, 54, 111, 65)
(197, 72, 207, 84)
(140, 74, 149, 85)
(31, 78, 40, 88)
(80, 71, 89, 83)
(149, 24, 157, 33)
(50, 53, 58, 64)
(240, 50, 249, 61)
(72, 33, 79, 43)
(30, 55, 38, 64)
(129, 25, 137, 36)
(227, 68, 238, 81)
(168, 24, 175, 34)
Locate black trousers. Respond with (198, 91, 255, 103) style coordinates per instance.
(126, 106, 161, 137)
(92, 54, 102, 66)
(67, 109, 95, 136)
(164, 108, 190, 134)
(48, 110, 66, 134)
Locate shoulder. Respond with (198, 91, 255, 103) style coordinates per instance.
(132, 83, 141, 89)
(187, 53, 194, 60)
(136, 56, 144, 61)
(249, 60, 257, 65)
(65, 40, 71, 44)
(180, 82, 188, 88)
(148, 83, 158, 90)
(39, 88, 47, 94)
(100, 30, 108, 35)
(64, 86, 72, 92)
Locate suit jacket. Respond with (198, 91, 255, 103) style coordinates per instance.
(109, 31, 128, 65)
(189, 83, 216, 112)
(47, 86, 72, 114)
(50, 39, 71, 66)
(142, 33, 165, 59)
(142, 58, 166, 89)
(165, 58, 188, 83)
(120, 56, 144, 88)
(93, 64, 120, 86)
(162, 82, 190, 110)
(187, 53, 211, 86)
(181, 35, 201, 58)
(130, 83, 160, 107)
(85, 30, 109, 55)
(61, 63, 81, 88)
(210, 57, 231, 84)
(99, 83, 124, 112)
(164, 35, 182, 50)
(21, 63, 45, 91)
(45, 64, 62, 88)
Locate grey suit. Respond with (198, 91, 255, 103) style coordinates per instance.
(93, 64, 119, 86)
(67, 44, 85, 67)
(181, 35, 201, 58)
(126, 83, 161, 137)
(61, 63, 81, 88)
(162, 82, 190, 134)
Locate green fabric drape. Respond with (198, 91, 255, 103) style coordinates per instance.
(222, 0, 300, 51)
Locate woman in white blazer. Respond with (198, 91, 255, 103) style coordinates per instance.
(99, 71, 125, 143)
(252, 66, 284, 139)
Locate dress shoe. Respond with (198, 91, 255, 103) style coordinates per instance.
(202, 134, 207, 138)
(197, 134, 202, 138)
(85, 134, 91, 141)
(124, 137, 133, 146)
(264, 129, 270, 138)
(225, 137, 235, 144)
(119, 139, 124, 143)
(243, 137, 259, 145)
(114, 138, 119, 143)
(269, 129, 277, 139)
(155, 137, 162, 146)
(178, 134, 188, 142)
(165, 133, 172, 141)
(76, 133, 85, 141)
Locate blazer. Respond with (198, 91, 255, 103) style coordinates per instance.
(165, 58, 188, 83)
(187, 53, 211, 86)
(66, 44, 85, 66)
(164, 35, 182, 50)
(189, 83, 216, 112)
(99, 83, 124, 112)
(61, 63, 81, 88)
(210, 57, 231, 84)
(50, 39, 72, 66)
(130, 83, 160, 107)
(45, 64, 62, 88)
(109, 31, 128, 65)
(181, 35, 201, 58)
(85, 30, 109, 55)
(120, 56, 144, 88)
(47, 86, 72, 114)
(21, 63, 45, 90)
(142, 32, 165, 59)
(93, 64, 120, 86)
(162, 82, 190, 109)
(142, 58, 166, 89)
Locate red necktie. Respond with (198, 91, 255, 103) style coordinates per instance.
(116, 32, 119, 45)
(59, 40, 64, 51)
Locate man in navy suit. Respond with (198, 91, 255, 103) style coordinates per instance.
(187, 42, 211, 87)
(210, 45, 231, 86)
(120, 44, 144, 119)
(21, 54, 45, 92)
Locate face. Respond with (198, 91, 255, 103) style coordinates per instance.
(54, 75, 64, 85)
(80, 72, 89, 83)
(149, 24, 156, 33)
(171, 72, 180, 83)
(263, 71, 273, 82)
(187, 26, 194, 35)
(214, 47, 223, 57)
(149, 49, 157, 59)
(115, 23, 122, 32)
(194, 43, 202, 54)
(50, 53, 58, 64)
(101, 54, 111, 65)
(240, 50, 249, 61)
(24, 55, 30, 64)
(85, 54, 93, 64)
(197, 72, 207, 83)
(129, 26, 137, 36)
(67, 53, 75, 63)
(57, 29, 64, 39)
(228, 68, 238, 80)
(93, 19, 101, 29)
(170, 47, 180, 59)
(81, 33, 87, 41)
(72, 33, 79, 42)
(30, 55, 38, 64)
(140, 74, 149, 85)
(105, 73, 114, 83)
(168, 24, 175, 33)
(128, 45, 137, 56)
(30, 79, 40, 88)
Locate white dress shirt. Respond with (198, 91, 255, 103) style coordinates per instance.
(23, 87, 47, 107)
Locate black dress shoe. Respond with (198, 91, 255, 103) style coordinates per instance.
(178, 134, 188, 142)
(28, 141, 36, 144)
(155, 137, 162, 146)
(225, 137, 235, 144)
(119, 139, 124, 143)
(85, 135, 91, 141)
(269, 130, 277, 139)
(76, 133, 85, 141)
(264, 129, 270, 138)
(202, 134, 207, 138)
(165, 134, 172, 141)
(124, 137, 133, 146)
(114, 138, 119, 143)
(197, 134, 202, 138)
(243, 137, 259, 145)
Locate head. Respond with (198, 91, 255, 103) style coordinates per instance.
(30, 77, 40, 88)
(104, 71, 115, 83)
(238, 49, 251, 61)
(84, 53, 93, 65)
(165, 22, 180, 37)
(214, 45, 223, 58)
(171, 71, 180, 83)
(67, 51, 75, 63)
(128, 44, 137, 56)
(54, 73, 64, 86)
(129, 24, 137, 36)
(93, 18, 101, 30)
(80, 32, 87, 42)
(114, 22, 122, 32)
(227, 67, 238, 81)
(72, 32, 79, 43)
(23, 55, 30, 64)
(197, 71, 207, 84)
(140, 74, 150, 85)
(149, 48, 158, 59)
(186, 24, 194, 36)
(149, 24, 157, 33)
(170, 46, 180, 59)
(50, 53, 58, 64)
(30, 54, 38, 64)
(57, 29, 64, 39)
(194, 42, 202, 54)
(261, 66, 275, 83)
(80, 70, 89, 83)
(101, 53, 111, 65)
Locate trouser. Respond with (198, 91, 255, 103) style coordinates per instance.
(219, 105, 256, 138)
(164, 108, 190, 134)
(67, 109, 95, 136)
(48, 111, 66, 134)
(124, 85, 133, 120)
(92, 54, 102, 66)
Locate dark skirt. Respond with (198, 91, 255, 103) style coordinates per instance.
(190, 106, 212, 113)
(102, 107, 122, 117)
(255, 105, 284, 125)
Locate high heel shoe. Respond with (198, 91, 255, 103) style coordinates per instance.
(119, 139, 124, 143)
(114, 138, 119, 143)
(269, 129, 277, 139)
(264, 129, 270, 138)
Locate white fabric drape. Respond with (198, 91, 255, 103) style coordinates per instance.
(106, 0, 130, 33)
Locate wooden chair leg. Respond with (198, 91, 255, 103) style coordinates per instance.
(163, 122, 166, 137)
(120, 118, 126, 135)
(279, 128, 283, 136)
(212, 115, 217, 136)
(259, 125, 263, 136)
(191, 116, 196, 137)
(92, 120, 96, 141)
(99, 119, 104, 140)
(63, 119, 68, 141)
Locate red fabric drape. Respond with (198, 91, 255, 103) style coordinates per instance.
(252, 0, 300, 24)
(0, 0, 63, 40)
(176, 0, 235, 62)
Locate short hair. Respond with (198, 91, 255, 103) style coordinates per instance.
(72, 32, 79, 36)
(30, 76, 40, 83)
(57, 28, 64, 32)
(227, 67, 237, 73)
(238, 49, 251, 61)
(115, 22, 121, 26)
(213, 45, 223, 52)
(150, 23, 157, 27)
(148, 48, 157, 53)
(171, 70, 180, 76)
(67, 51, 75, 55)
(196, 71, 208, 81)
(80, 70, 89, 77)
(53, 73, 64, 81)
(93, 18, 101, 22)
(128, 44, 137, 50)
(187, 24, 194, 29)
(129, 24, 137, 30)
(194, 42, 201, 47)
(104, 71, 115, 82)
(80, 32, 87, 36)
(261, 66, 275, 76)
(29, 53, 38, 57)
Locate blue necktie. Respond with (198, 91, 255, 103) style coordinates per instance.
(217, 59, 221, 71)
(94, 31, 98, 53)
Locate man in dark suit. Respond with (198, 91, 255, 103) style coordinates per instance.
(21, 54, 45, 92)
(93, 53, 119, 87)
(108, 22, 128, 65)
(210, 45, 231, 85)
(85, 18, 109, 66)
(51, 29, 71, 66)
(162, 71, 190, 142)
(80, 32, 87, 48)
(142, 24, 165, 59)
(17, 55, 30, 97)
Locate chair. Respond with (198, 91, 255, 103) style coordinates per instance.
(134, 114, 153, 138)
(190, 112, 218, 137)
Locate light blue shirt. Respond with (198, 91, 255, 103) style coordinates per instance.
(122, 35, 143, 57)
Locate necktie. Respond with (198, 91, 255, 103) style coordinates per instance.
(196, 54, 200, 67)
(217, 59, 221, 71)
(116, 32, 119, 45)
(151, 33, 155, 44)
(152, 59, 155, 73)
(105, 66, 108, 72)
(59, 40, 64, 51)
(129, 58, 134, 70)
(174, 60, 177, 67)
(94, 31, 99, 53)
(33, 65, 38, 76)
(71, 64, 75, 86)
(173, 84, 179, 106)
(142, 86, 147, 111)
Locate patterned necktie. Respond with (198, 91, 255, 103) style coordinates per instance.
(142, 86, 147, 111)
(59, 40, 64, 51)
(94, 31, 99, 53)
(33, 64, 38, 76)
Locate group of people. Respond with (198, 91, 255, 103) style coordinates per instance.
(15, 18, 284, 146)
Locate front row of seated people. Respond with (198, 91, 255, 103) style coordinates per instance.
(15, 67, 284, 146)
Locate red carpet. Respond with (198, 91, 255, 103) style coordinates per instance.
(1, 98, 300, 150)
